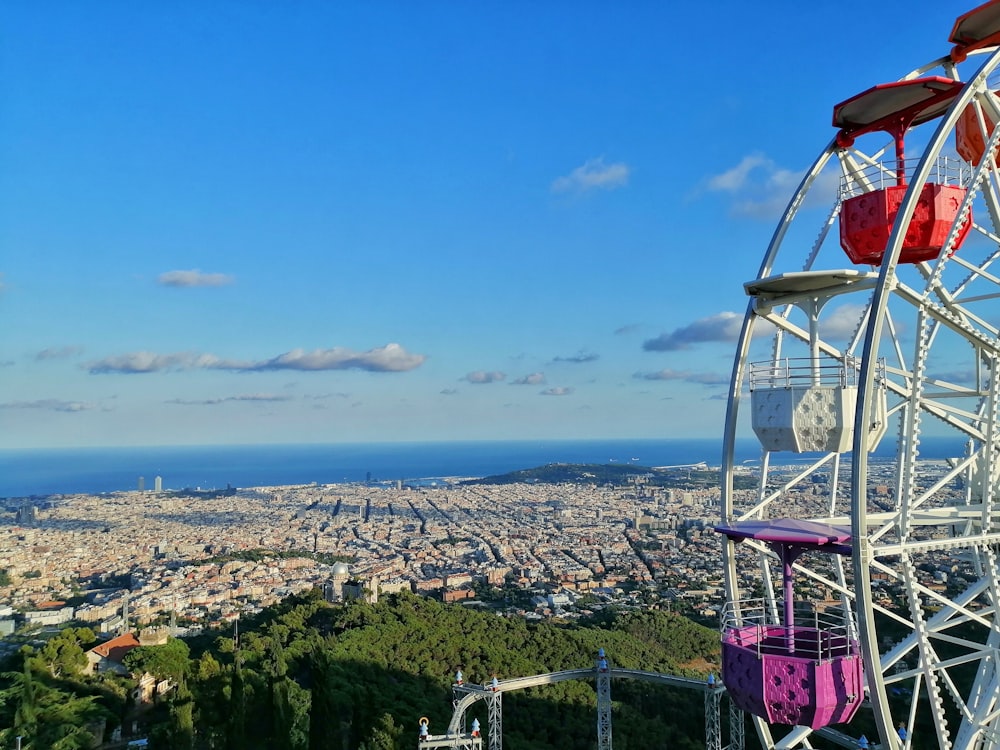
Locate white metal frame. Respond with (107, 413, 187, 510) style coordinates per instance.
(448, 669, 733, 750)
(721, 43, 1000, 750)
(596, 664, 613, 750)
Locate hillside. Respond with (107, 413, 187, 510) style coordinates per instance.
(460, 462, 755, 490)
(1, 590, 724, 749)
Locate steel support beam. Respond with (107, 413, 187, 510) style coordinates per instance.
(706, 686, 722, 750)
(487, 690, 502, 750)
(597, 666, 612, 750)
(728, 695, 745, 750)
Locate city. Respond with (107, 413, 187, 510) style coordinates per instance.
(0, 456, 957, 642)
(0, 473, 725, 637)
(6, 1, 1000, 748)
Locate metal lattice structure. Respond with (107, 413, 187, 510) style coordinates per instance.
(706, 684, 722, 750)
(445, 666, 733, 750)
(729, 698, 745, 750)
(596, 665, 613, 750)
(486, 690, 501, 750)
(418, 735, 482, 750)
(720, 4, 1000, 749)
(451, 685, 466, 735)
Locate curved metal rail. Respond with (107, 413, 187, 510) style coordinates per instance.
(447, 668, 719, 735)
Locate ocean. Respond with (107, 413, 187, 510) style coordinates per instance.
(0, 435, 967, 498)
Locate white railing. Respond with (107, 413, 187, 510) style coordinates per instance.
(749, 356, 885, 390)
(839, 155, 971, 199)
(721, 598, 857, 661)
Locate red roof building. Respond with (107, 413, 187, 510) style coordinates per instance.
(86, 632, 141, 675)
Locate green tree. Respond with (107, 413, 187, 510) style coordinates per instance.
(57, 588, 722, 750)
(227, 654, 247, 750)
(39, 628, 91, 678)
(166, 684, 195, 750)
(11, 658, 38, 738)
(0, 656, 109, 750)
(271, 678, 297, 750)
(122, 638, 190, 684)
(190, 652, 226, 747)
(365, 712, 402, 750)
(308, 650, 341, 750)
(262, 631, 288, 745)
(196, 651, 222, 681)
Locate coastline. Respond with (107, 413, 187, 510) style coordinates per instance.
(0, 435, 967, 498)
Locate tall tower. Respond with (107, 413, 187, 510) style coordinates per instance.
(138, 476, 145, 492)
(120, 593, 130, 635)
(16, 503, 37, 527)
(154, 476, 163, 492)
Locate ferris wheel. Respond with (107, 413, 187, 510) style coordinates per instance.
(718, 3, 1000, 750)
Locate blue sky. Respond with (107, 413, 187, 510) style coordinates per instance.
(0, 0, 966, 449)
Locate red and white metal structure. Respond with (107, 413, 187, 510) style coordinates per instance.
(720, 2, 1000, 749)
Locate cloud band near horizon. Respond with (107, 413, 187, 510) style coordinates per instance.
(87, 343, 426, 374)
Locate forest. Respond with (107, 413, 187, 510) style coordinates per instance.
(0, 590, 723, 750)
(461, 463, 755, 490)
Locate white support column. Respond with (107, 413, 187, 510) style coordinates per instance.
(705, 685, 722, 750)
(452, 686, 466, 735)
(487, 691, 502, 750)
(596, 666, 612, 750)
(954, 544, 1000, 750)
(727, 694, 745, 750)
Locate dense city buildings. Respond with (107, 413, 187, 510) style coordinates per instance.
(0, 458, 951, 640)
(0, 474, 728, 634)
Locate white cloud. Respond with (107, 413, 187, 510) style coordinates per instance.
(88, 343, 426, 374)
(36, 345, 85, 361)
(820, 303, 869, 340)
(551, 157, 630, 193)
(634, 369, 728, 386)
(702, 152, 837, 220)
(644, 312, 780, 352)
(731, 167, 811, 219)
(0, 398, 96, 412)
(166, 393, 291, 405)
(511, 372, 546, 385)
(158, 269, 235, 287)
(550, 352, 599, 364)
(541, 386, 574, 396)
(88, 351, 204, 373)
(927, 369, 976, 385)
(707, 153, 771, 192)
(644, 312, 743, 351)
(463, 371, 506, 384)
(256, 344, 424, 372)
